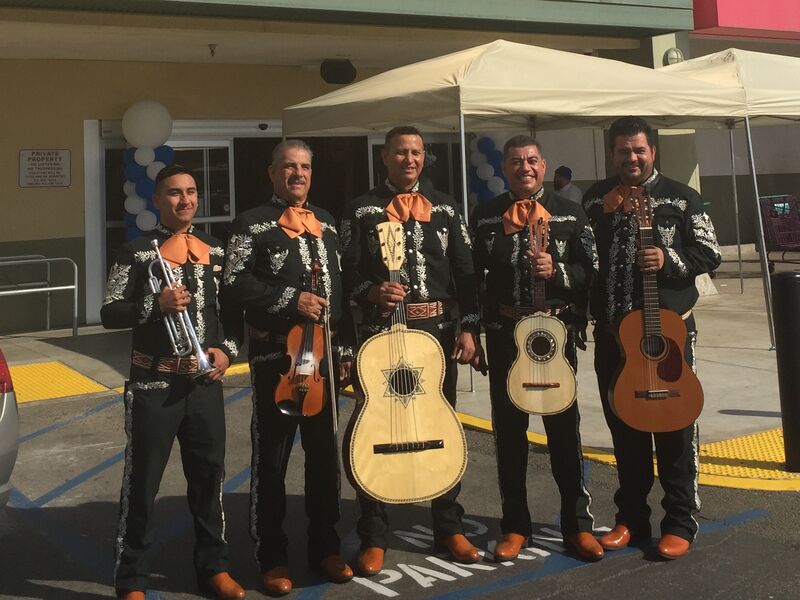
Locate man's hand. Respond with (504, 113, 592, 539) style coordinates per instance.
(159, 284, 191, 314)
(637, 246, 665, 273)
(339, 360, 352, 389)
(527, 250, 555, 280)
(205, 347, 230, 381)
(367, 281, 407, 309)
(451, 331, 477, 365)
(470, 343, 489, 375)
(297, 292, 327, 321)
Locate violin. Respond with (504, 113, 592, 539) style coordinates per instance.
(274, 262, 327, 417)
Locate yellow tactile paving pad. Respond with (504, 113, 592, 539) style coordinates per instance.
(459, 414, 800, 492)
(10, 361, 107, 404)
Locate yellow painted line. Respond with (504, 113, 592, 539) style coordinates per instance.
(457, 413, 800, 491)
(10, 361, 108, 404)
(113, 385, 125, 394)
(226, 362, 251, 376)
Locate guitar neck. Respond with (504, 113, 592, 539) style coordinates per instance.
(388, 268, 406, 325)
(639, 225, 661, 337)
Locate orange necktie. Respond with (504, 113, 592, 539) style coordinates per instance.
(502, 199, 552, 235)
(603, 185, 644, 214)
(385, 192, 433, 223)
(278, 206, 323, 239)
(159, 233, 211, 268)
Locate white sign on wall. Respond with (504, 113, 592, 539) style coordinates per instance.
(19, 149, 71, 188)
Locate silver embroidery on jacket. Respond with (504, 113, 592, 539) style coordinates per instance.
(315, 237, 333, 301)
(269, 249, 289, 274)
(432, 204, 455, 217)
(224, 234, 253, 285)
(581, 226, 599, 272)
(250, 222, 278, 235)
(555, 240, 567, 258)
(459, 217, 473, 248)
(437, 229, 449, 254)
(209, 246, 225, 257)
(297, 236, 312, 271)
(134, 250, 157, 263)
(477, 215, 503, 228)
(651, 197, 688, 212)
(104, 263, 131, 304)
(667, 248, 688, 276)
(222, 338, 239, 358)
(511, 234, 521, 304)
(138, 294, 154, 324)
(268, 287, 297, 314)
(558, 262, 570, 289)
(691, 213, 721, 257)
(658, 224, 677, 248)
(355, 205, 384, 219)
(194, 263, 206, 344)
(413, 221, 428, 299)
(549, 215, 577, 223)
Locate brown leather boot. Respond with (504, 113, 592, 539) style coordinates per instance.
(493, 533, 528, 561)
(441, 533, 480, 563)
(318, 555, 354, 583)
(656, 534, 691, 560)
(206, 572, 246, 599)
(117, 592, 145, 600)
(261, 566, 292, 597)
(356, 547, 385, 576)
(599, 524, 632, 550)
(564, 532, 604, 562)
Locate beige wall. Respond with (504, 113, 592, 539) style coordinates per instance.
(0, 58, 369, 244)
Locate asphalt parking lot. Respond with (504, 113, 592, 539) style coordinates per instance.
(3, 375, 800, 600)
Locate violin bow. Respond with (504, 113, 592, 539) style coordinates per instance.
(322, 301, 338, 436)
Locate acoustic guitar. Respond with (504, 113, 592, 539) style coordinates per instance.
(344, 221, 468, 504)
(610, 193, 704, 432)
(507, 217, 577, 415)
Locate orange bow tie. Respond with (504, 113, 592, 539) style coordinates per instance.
(502, 199, 552, 235)
(159, 233, 210, 268)
(278, 206, 323, 239)
(603, 185, 645, 214)
(385, 192, 433, 223)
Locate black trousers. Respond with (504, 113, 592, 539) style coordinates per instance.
(354, 316, 465, 549)
(114, 366, 228, 595)
(249, 340, 341, 571)
(593, 315, 700, 542)
(486, 322, 593, 538)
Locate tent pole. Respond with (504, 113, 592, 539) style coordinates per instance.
(727, 121, 743, 293)
(457, 109, 475, 393)
(744, 115, 776, 349)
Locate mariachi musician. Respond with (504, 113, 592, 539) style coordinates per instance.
(470, 135, 603, 562)
(101, 165, 245, 600)
(583, 117, 721, 560)
(221, 140, 353, 595)
(340, 125, 481, 575)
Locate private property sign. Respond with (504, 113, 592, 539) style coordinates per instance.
(19, 149, 71, 187)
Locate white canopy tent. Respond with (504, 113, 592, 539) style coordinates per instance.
(283, 39, 745, 135)
(663, 48, 800, 347)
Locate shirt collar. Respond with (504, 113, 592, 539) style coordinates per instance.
(385, 178, 420, 194)
(510, 186, 545, 202)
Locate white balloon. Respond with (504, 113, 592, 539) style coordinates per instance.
(468, 137, 479, 153)
(470, 151, 486, 168)
(122, 100, 173, 148)
(123, 180, 137, 196)
(124, 195, 147, 215)
(136, 210, 158, 231)
(476, 163, 494, 181)
(146, 161, 167, 180)
(134, 147, 155, 166)
(487, 176, 506, 194)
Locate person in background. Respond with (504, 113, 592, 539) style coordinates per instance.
(553, 165, 583, 204)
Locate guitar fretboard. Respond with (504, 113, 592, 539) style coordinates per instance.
(639, 225, 661, 337)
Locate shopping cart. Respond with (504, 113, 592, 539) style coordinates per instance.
(759, 195, 800, 273)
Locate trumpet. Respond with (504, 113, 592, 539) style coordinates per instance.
(147, 239, 215, 379)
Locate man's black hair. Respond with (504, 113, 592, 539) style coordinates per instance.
(154, 164, 195, 189)
(385, 125, 424, 145)
(503, 135, 543, 158)
(608, 116, 655, 149)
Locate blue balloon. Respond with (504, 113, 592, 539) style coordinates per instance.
(154, 145, 175, 164)
(472, 175, 488, 192)
(136, 178, 156, 200)
(123, 212, 136, 226)
(488, 149, 504, 170)
(478, 189, 494, 203)
(125, 163, 147, 182)
(123, 148, 136, 166)
(477, 137, 495, 154)
(126, 225, 142, 242)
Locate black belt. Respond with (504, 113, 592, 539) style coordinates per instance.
(498, 303, 566, 320)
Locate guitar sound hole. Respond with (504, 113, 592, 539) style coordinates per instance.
(641, 334, 667, 360)
(389, 368, 419, 397)
(525, 330, 556, 362)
